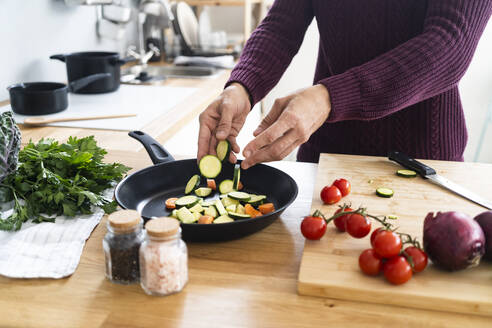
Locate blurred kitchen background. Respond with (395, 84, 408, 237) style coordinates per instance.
(1, 0, 491, 162)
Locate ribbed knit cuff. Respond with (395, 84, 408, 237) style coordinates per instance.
(318, 69, 363, 122)
(226, 68, 267, 107)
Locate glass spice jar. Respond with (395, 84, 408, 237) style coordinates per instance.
(140, 217, 188, 296)
(103, 209, 144, 284)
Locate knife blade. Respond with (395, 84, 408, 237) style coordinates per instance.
(388, 151, 492, 210)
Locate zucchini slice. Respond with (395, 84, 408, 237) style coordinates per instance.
(199, 155, 222, 178)
(236, 204, 245, 214)
(247, 195, 267, 206)
(221, 196, 239, 207)
(219, 179, 234, 194)
(213, 215, 234, 224)
(376, 187, 394, 198)
(232, 164, 241, 190)
(170, 209, 178, 218)
(225, 204, 236, 213)
(195, 187, 212, 197)
(204, 206, 218, 218)
(188, 203, 204, 213)
(216, 140, 231, 162)
(228, 212, 251, 220)
(396, 169, 417, 178)
(214, 199, 227, 216)
(177, 207, 197, 224)
(175, 195, 199, 208)
(201, 200, 216, 207)
(185, 174, 201, 194)
(228, 191, 251, 202)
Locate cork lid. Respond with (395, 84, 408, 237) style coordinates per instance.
(145, 217, 180, 238)
(108, 210, 141, 230)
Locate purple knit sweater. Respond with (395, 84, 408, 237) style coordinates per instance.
(227, 0, 492, 163)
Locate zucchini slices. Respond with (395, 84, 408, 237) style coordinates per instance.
(185, 174, 201, 194)
(216, 140, 231, 162)
(199, 155, 222, 178)
(376, 187, 394, 198)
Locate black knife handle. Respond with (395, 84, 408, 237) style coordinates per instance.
(388, 151, 436, 177)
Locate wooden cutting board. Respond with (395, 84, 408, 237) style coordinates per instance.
(297, 154, 492, 317)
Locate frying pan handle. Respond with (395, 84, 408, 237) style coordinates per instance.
(129, 131, 175, 165)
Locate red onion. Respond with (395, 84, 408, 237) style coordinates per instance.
(474, 211, 492, 261)
(423, 211, 485, 271)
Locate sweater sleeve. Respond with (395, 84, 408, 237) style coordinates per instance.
(226, 0, 314, 106)
(320, 0, 492, 122)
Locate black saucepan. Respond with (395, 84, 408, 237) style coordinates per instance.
(7, 73, 111, 115)
(50, 51, 136, 94)
(115, 131, 299, 242)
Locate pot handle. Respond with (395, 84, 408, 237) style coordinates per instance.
(50, 54, 67, 62)
(111, 56, 138, 66)
(68, 73, 111, 92)
(129, 131, 175, 165)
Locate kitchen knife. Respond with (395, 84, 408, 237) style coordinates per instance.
(388, 151, 492, 210)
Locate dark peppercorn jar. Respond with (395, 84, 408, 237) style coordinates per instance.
(103, 209, 144, 284)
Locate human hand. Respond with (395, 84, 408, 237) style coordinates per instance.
(241, 84, 331, 169)
(197, 83, 251, 163)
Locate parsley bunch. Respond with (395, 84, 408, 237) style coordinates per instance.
(0, 136, 130, 231)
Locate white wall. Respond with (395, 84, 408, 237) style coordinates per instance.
(0, 0, 132, 100)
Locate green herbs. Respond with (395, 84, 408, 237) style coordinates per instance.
(0, 112, 21, 183)
(0, 136, 130, 231)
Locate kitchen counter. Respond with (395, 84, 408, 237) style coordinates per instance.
(0, 73, 491, 327)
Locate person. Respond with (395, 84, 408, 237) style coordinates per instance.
(197, 0, 492, 170)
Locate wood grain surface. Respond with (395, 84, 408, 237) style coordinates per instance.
(298, 153, 492, 317)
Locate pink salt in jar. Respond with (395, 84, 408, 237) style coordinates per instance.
(139, 217, 188, 296)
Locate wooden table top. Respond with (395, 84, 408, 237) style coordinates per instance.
(1, 72, 491, 327)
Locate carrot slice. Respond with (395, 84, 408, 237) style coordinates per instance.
(207, 179, 217, 190)
(237, 181, 244, 190)
(165, 197, 178, 209)
(258, 203, 275, 214)
(198, 215, 214, 224)
(245, 204, 262, 218)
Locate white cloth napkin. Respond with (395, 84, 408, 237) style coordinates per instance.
(0, 202, 106, 279)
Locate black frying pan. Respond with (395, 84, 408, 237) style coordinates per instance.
(115, 131, 299, 242)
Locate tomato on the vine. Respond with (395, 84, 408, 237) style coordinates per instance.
(359, 249, 382, 276)
(404, 246, 428, 273)
(333, 178, 351, 197)
(345, 213, 371, 238)
(370, 227, 383, 247)
(301, 214, 327, 240)
(383, 256, 413, 285)
(333, 207, 353, 232)
(373, 231, 402, 258)
(320, 185, 342, 205)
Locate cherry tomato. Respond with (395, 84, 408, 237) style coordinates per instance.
(301, 216, 327, 240)
(370, 227, 384, 247)
(373, 231, 402, 258)
(320, 185, 342, 205)
(333, 207, 353, 232)
(359, 249, 382, 276)
(345, 213, 371, 238)
(383, 256, 413, 285)
(404, 246, 428, 273)
(333, 178, 351, 197)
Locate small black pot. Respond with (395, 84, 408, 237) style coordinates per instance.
(50, 51, 136, 94)
(7, 73, 111, 115)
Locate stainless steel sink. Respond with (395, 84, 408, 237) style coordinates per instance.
(121, 65, 219, 84)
